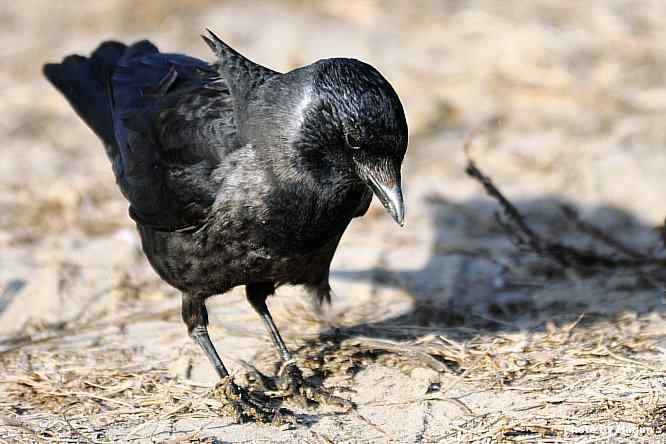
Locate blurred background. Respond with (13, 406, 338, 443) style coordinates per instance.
(2, 1, 666, 442)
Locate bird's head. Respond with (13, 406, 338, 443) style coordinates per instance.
(287, 58, 409, 226)
(202, 31, 408, 225)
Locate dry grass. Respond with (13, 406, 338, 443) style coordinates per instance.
(3, 0, 666, 442)
(2, 301, 665, 442)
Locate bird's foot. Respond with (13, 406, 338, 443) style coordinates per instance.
(213, 376, 294, 424)
(278, 361, 355, 410)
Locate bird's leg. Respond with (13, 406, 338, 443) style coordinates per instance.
(245, 283, 291, 361)
(246, 284, 354, 409)
(246, 283, 301, 384)
(181, 293, 287, 422)
(182, 293, 229, 377)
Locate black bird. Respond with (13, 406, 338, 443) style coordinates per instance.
(43, 30, 408, 418)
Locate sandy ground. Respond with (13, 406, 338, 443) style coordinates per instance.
(2, 1, 666, 442)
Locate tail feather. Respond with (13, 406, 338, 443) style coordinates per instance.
(43, 41, 127, 148)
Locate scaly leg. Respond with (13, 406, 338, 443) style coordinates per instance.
(246, 283, 354, 409)
(182, 292, 287, 422)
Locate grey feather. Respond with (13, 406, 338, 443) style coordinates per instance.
(43, 31, 407, 330)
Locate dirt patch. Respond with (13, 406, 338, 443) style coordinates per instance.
(2, 1, 666, 442)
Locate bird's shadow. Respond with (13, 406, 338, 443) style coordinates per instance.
(298, 194, 665, 371)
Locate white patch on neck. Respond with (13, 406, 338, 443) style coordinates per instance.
(292, 84, 313, 135)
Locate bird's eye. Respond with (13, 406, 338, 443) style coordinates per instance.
(345, 132, 361, 150)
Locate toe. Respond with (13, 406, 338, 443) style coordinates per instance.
(213, 376, 294, 424)
(276, 363, 355, 410)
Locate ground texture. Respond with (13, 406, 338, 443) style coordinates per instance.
(2, 1, 666, 442)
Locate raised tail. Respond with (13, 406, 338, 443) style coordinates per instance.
(43, 41, 127, 149)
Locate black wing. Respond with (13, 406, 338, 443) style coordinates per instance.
(109, 41, 238, 231)
(43, 41, 127, 151)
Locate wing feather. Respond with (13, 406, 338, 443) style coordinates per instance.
(109, 43, 237, 231)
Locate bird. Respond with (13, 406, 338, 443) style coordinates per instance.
(43, 30, 408, 420)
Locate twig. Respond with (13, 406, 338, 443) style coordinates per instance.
(463, 134, 666, 271)
(560, 205, 647, 259)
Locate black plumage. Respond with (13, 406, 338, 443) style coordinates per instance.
(43, 30, 408, 418)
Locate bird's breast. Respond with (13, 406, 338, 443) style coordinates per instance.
(252, 182, 368, 255)
(136, 180, 366, 296)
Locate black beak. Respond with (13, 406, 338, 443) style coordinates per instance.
(358, 162, 405, 226)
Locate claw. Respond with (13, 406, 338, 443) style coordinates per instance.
(278, 361, 304, 391)
(213, 376, 294, 424)
(278, 363, 355, 411)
